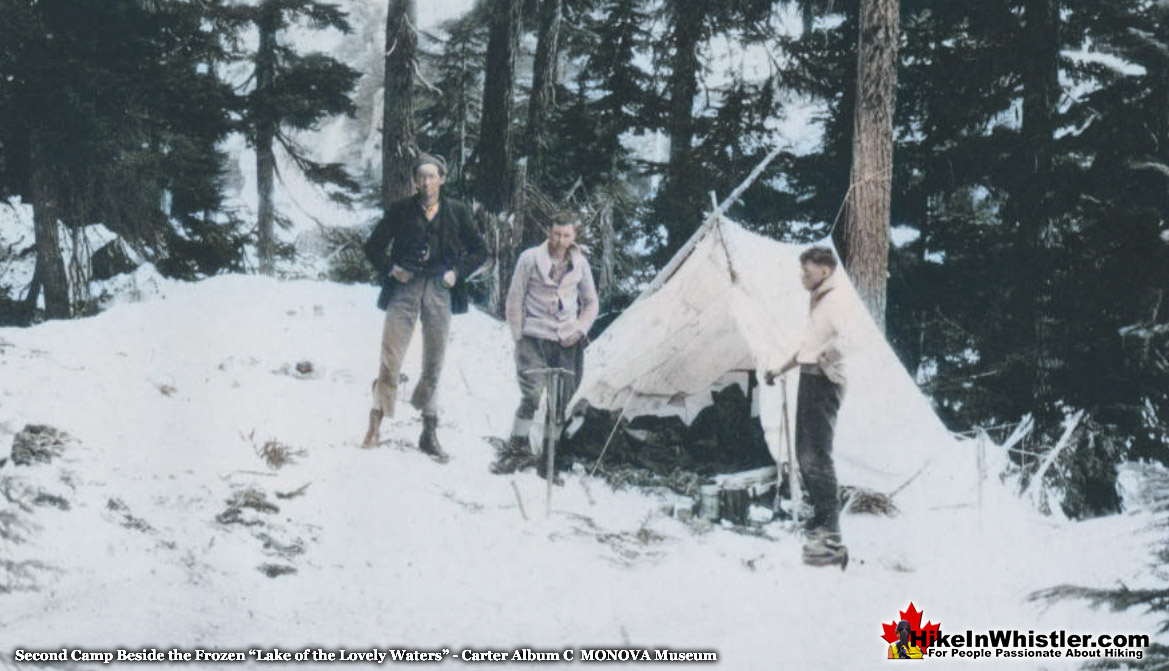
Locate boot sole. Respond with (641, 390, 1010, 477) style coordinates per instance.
(421, 450, 449, 464)
(802, 548, 849, 570)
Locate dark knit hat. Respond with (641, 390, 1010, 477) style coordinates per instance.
(413, 153, 447, 177)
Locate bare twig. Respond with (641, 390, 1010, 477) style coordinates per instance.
(1021, 410, 1087, 498)
(510, 481, 528, 521)
(589, 388, 637, 477)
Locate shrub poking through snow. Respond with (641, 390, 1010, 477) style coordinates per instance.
(241, 430, 306, 470)
(10, 425, 71, 466)
(216, 487, 279, 526)
(258, 563, 297, 578)
(840, 486, 899, 516)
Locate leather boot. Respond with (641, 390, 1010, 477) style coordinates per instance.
(361, 409, 383, 449)
(490, 417, 534, 474)
(802, 529, 848, 570)
(508, 417, 533, 453)
(419, 415, 449, 463)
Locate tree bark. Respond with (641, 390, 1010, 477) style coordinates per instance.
(660, 1, 704, 259)
(476, 0, 522, 213)
(383, 0, 418, 205)
(255, 2, 279, 276)
(524, 0, 562, 183)
(841, 0, 899, 333)
(494, 158, 527, 317)
(28, 132, 70, 319)
(599, 199, 615, 303)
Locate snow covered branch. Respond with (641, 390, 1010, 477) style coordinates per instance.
(1128, 160, 1169, 179)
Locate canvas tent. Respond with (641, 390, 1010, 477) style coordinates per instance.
(569, 215, 959, 495)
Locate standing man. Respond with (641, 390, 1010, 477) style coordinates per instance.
(503, 214, 598, 473)
(766, 246, 849, 568)
(361, 154, 487, 460)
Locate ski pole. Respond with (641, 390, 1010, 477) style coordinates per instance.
(780, 374, 804, 515)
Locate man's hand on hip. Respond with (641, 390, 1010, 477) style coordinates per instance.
(560, 330, 583, 347)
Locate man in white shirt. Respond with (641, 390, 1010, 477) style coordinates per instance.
(502, 215, 599, 477)
(766, 246, 849, 568)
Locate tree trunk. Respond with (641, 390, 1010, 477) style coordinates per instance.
(494, 158, 527, 317)
(476, 0, 522, 213)
(28, 133, 70, 319)
(1020, 0, 1061, 411)
(383, 0, 418, 205)
(255, 2, 279, 276)
(456, 37, 471, 192)
(841, 0, 899, 333)
(524, 0, 562, 184)
(599, 199, 615, 304)
(660, 1, 704, 259)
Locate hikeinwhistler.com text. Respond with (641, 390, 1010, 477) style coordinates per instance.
(912, 629, 1149, 660)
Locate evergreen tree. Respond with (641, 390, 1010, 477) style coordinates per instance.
(772, 0, 1169, 515)
(544, 0, 656, 196)
(524, 0, 564, 184)
(772, 0, 859, 238)
(653, 0, 704, 260)
(0, 0, 237, 318)
(475, 0, 523, 212)
(222, 0, 359, 275)
(383, 0, 419, 204)
(646, 0, 780, 261)
(416, 6, 490, 197)
(841, 0, 899, 332)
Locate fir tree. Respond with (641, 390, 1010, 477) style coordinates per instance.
(545, 0, 656, 196)
(416, 6, 490, 197)
(0, 0, 237, 318)
(524, 0, 564, 184)
(221, 0, 359, 275)
(383, 0, 419, 204)
(475, 0, 523, 213)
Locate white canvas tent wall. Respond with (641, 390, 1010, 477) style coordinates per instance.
(571, 215, 960, 495)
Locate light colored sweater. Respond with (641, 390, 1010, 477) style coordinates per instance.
(795, 269, 848, 387)
(505, 242, 598, 343)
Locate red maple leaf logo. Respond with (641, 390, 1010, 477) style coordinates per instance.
(881, 602, 942, 653)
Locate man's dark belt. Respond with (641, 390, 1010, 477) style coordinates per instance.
(799, 363, 825, 376)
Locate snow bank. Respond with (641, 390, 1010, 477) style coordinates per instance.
(0, 197, 36, 296)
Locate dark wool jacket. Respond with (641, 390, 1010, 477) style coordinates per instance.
(363, 195, 488, 281)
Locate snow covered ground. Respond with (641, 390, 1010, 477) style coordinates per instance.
(1, 271, 1164, 670)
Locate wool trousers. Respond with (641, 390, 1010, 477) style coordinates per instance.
(796, 371, 844, 533)
(372, 276, 450, 417)
(514, 335, 584, 422)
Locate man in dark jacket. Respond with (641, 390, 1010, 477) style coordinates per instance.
(361, 154, 488, 460)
